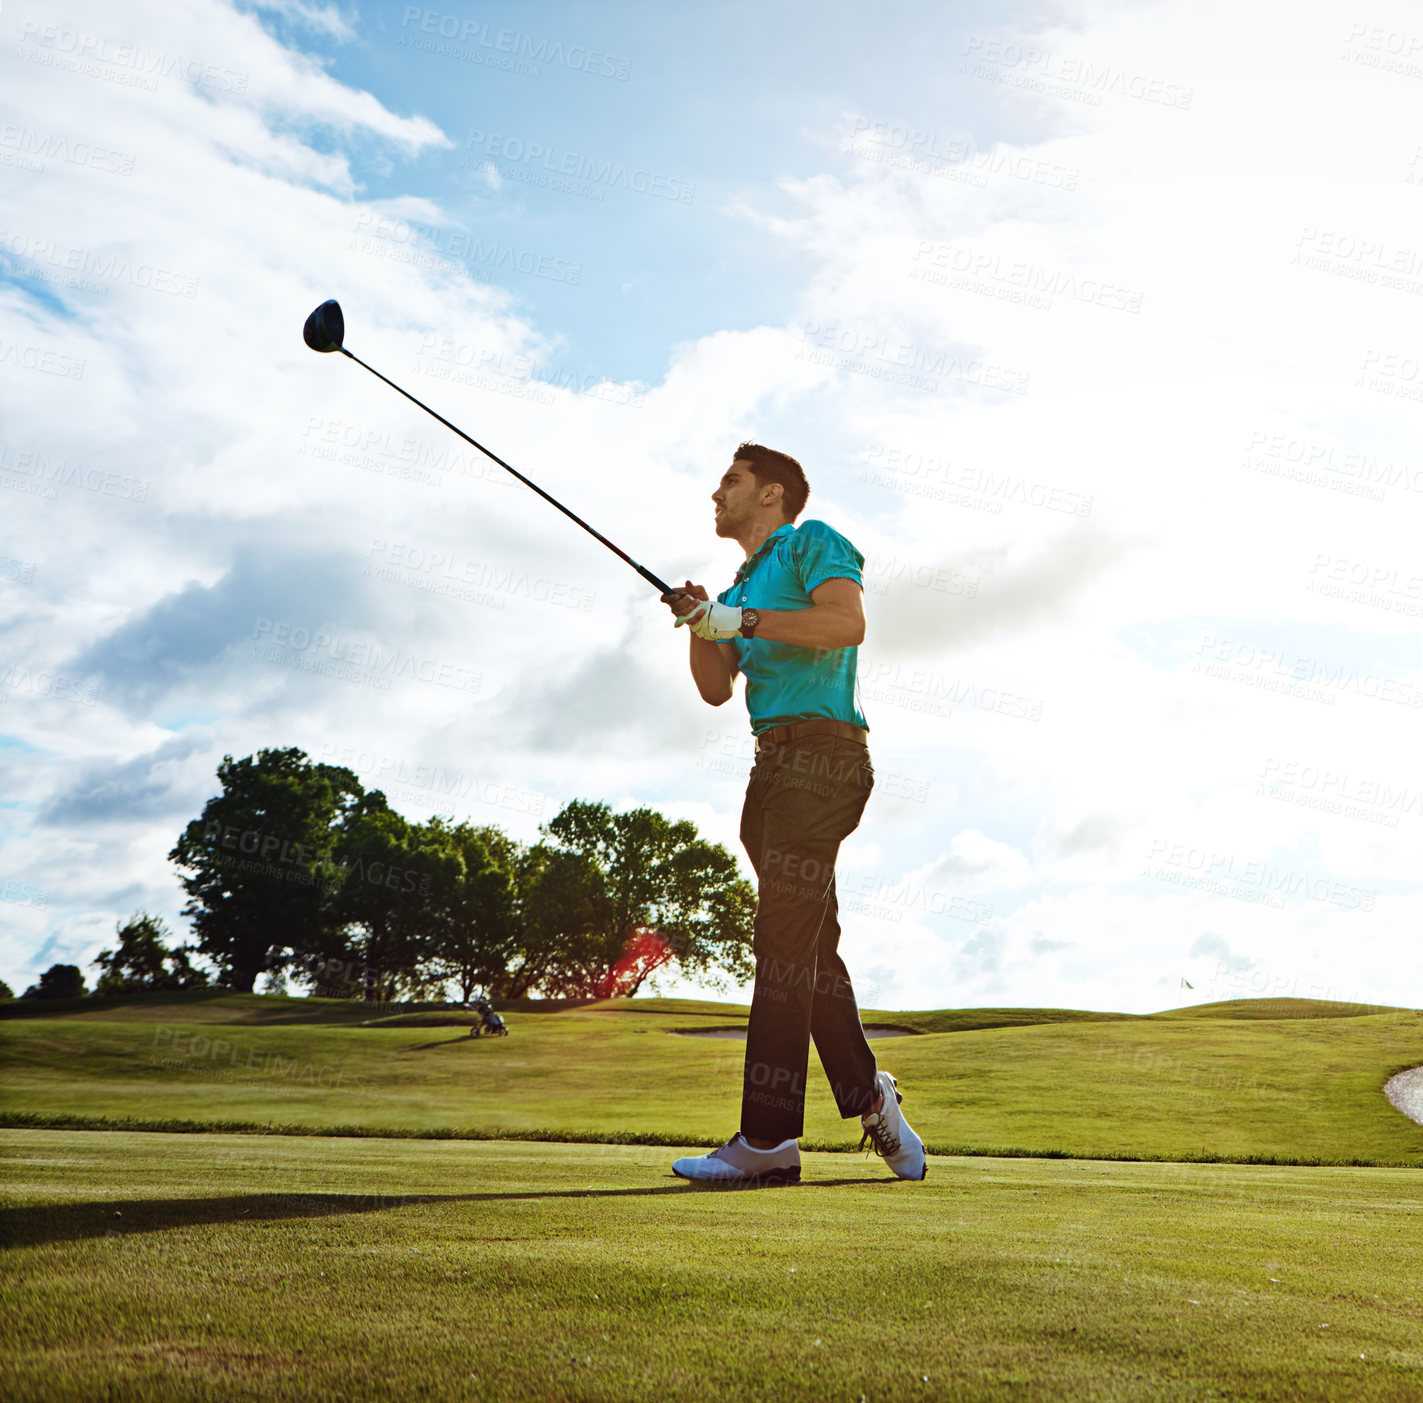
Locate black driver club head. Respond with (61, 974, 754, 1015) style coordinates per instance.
(303, 299, 345, 353)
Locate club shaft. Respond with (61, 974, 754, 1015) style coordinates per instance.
(341, 347, 675, 597)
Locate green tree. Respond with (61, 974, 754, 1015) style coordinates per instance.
(92, 913, 209, 994)
(0, 978, 13, 1001)
(499, 843, 611, 998)
(22, 964, 85, 1000)
(516, 801, 756, 999)
(329, 807, 463, 1003)
(168, 748, 364, 992)
(428, 820, 519, 1003)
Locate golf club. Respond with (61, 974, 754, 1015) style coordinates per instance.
(303, 299, 680, 599)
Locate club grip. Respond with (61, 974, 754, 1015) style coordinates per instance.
(636, 563, 675, 595)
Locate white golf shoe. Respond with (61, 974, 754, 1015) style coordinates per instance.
(672, 1133, 801, 1186)
(858, 1071, 927, 1180)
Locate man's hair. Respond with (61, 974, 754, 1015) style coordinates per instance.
(733, 442, 810, 521)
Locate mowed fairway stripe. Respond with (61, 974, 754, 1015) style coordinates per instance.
(2, 1130, 1421, 1402)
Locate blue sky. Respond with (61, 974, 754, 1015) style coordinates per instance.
(255, 0, 1043, 382)
(3, 0, 1423, 1015)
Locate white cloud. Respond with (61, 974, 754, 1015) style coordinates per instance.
(922, 830, 1033, 892)
(3, 0, 1422, 1017)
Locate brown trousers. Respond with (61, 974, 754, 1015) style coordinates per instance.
(738, 732, 878, 1141)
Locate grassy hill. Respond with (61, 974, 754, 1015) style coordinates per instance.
(1149, 997, 1407, 1021)
(7, 993, 1419, 1401)
(2, 994, 1420, 1166)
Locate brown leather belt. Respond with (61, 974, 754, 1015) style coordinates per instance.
(754, 718, 869, 752)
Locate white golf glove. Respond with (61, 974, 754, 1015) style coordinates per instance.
(674, 601, 743, 641)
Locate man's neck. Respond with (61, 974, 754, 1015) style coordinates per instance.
(736, 516, 788, 561)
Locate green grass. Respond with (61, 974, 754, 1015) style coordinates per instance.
(0, 988, 1127, 1032)
(4, 996, 1422, 1398)
(3, 997, 1421, 1166)
(361, 1011, 482, 1028)
(3, 1129, 1422, 1402)
(1148, 998, 1407, 1022)
(0, 988, 388, 1025)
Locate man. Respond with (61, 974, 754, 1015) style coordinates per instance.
(665, 443, 926, 1186)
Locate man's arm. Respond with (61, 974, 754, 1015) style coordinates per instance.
(750, 576, 865, 649)
(667, 582, 739, 705)
(690, 633, 739, 705)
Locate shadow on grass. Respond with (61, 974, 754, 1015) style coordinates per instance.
(0, 1178, 892, 1248)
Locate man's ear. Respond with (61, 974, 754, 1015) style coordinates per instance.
(762, 481, 784, 510)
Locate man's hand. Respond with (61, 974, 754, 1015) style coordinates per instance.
(667, 581, 739, 639)
(666, 580, 739, 704)
(667, 581, 742, 640)
(681, 601, 743, 641)
(662, 580, 707, 618)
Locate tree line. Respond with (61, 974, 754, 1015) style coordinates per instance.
(5, 748, 755, 1007)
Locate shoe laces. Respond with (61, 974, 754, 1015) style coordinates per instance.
(858, 1112, 900, 1159)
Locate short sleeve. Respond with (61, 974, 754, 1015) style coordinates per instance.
(792, 520, 864, 595)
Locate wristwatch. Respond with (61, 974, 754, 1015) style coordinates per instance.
(740, 608, 760, 639)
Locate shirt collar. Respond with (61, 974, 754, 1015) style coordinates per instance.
(733, 523, 795, 585)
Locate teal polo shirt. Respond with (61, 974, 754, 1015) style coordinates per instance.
(716, 519, 869, 736)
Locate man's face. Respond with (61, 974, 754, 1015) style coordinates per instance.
(711, 458, 768, 537)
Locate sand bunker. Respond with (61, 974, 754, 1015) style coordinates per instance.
(1384, 1067, 1423, 1127)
